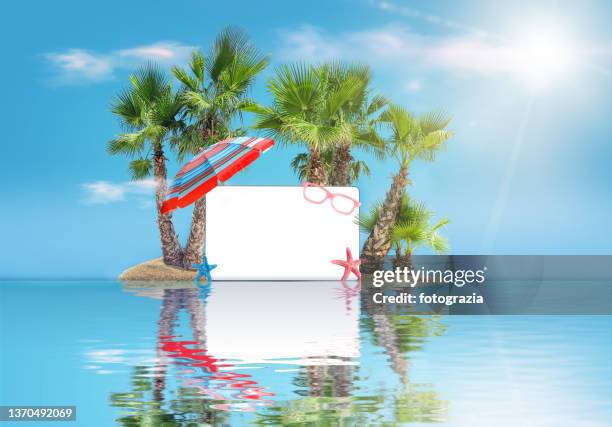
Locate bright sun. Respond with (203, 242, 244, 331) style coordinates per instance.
(509, 28, 579, 90)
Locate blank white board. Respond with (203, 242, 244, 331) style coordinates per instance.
(206, 186, 360, 280)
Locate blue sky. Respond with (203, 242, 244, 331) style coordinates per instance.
(1, 0, 611, 278)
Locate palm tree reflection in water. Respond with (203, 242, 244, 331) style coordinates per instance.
(113, 282, 448, 425)
(254, 283, 448, 425)
(156, 287, 274, 411)
(111, 286, 273, 425)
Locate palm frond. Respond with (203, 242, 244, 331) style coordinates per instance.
(419, 111, 452, 134)
(290, 152, 311, 182)
(356, 200, 383, 233)
(149, 92, 182, 128)
(390, 222, 428, 245)
(282, 119, 351, 149)
(128, 158, 153, 180)
(207, 26, 268, 85)
(352, 126, 386, 160)
(378, 104, 453, 165)
(111, 89, 144, 128)
(431, 217, 450, 232)
(379, 104, 416, 140)
(429, 233, 450, 254)
(252, 115, 286, 141)
(129, 64, 171, 106)
(385, 195, 452, 254)
(170, 124, 206, 161)
(240, 101, 271, 115)
(172, 65, 199, 92)
(219, 53, 268, 95)
(107, 130, 147, 156)
(396, 195, 431, 226)
(268, 63, 320, 117)
(321, 73, 364, 121)
(189, 51, 206, 85)
(180, 90, 212, 114)
(366, 94, 390, 116)
(350, 159, 371, 180)
(412, 129, 453, 162)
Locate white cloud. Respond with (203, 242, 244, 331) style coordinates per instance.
(278, 25, 344, 61)
(45, 49, 114, 83)
(276, 25, 469, 69)
(376, 1, 491, 38)
(45, 41, 196, 85)
(276, 25, 606, 89)
(118, 42, 194, 63)
(82, 179, 157, 204)
(277, 25, 503, 73)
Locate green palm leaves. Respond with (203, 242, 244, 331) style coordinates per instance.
(254, 63, 354, 147)
(360, 103, 453, 271)
(107, 27, 268, 268)
(171, 27, 269, 160)
(359, 194, 450, 257)
(249, 62, 382, 184)
(108, 65, 182, 179)
(171, 27, 269, 267)
(108, 64, 185, 266)
(105, 26, 455, 270)
(379, 105, 453, 166)
(391, 195, 450, 255)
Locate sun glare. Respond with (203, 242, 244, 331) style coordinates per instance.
(509, 28, 578, 90)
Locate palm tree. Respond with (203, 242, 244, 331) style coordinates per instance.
(361, 195, 449, 271)
(390, 195, 450, 270)
(171, 27, 269, 267)
(330, 94, 386, 186)
(360, 105, 452, 272)
(248, 62, 365, 184)
(109, 65, 184, 267)
(326, 64, 388, 186)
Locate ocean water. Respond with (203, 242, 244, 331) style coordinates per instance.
(0, 281, 610, 426)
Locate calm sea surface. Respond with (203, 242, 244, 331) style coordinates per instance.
(1, 281, 611, 426)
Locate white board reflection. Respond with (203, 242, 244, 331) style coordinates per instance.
(206, 281, 360, 365)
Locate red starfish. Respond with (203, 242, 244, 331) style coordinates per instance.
(331, 247, 361, 281)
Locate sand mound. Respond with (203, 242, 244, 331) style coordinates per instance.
(118, 258, 196, 281)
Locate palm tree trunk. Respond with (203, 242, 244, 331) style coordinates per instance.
(308, 146, 328, 185)
(153, 149, 184, 267)
(330, 140, 353, 186)
(372, 313, 408, 383)
(305, 365, 328, 397)
(183, 197, 206, 268)
(391, 245, 403, 270)
(154, 289, 181, 402)
(361, 163, 409, 273)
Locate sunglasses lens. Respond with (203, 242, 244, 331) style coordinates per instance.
(304, 185, 328, 203)
(332, 195, 356, 214)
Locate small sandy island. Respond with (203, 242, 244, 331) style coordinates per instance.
(119, 258, 196, 281)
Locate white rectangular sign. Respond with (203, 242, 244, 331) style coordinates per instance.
(205, 186, 360, 280)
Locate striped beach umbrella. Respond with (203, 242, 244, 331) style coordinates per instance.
(161, 136, 274, 214)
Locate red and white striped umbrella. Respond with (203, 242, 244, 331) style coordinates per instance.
(161, 136, 274, 214)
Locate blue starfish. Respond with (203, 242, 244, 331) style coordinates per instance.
(192, 255, 217, 284)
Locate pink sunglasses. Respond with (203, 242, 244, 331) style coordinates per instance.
(302, 182, 360, 215)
